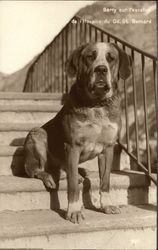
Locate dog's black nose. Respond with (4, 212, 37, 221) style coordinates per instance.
(104, 84, 110, 92)
(94, 65, 107, 74)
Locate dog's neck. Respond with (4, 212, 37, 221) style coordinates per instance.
(68, 83, 120, 108)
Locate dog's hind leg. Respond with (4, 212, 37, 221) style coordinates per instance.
(24, 127, 56, 189)
(34, 156, 56, 189)
(35, 171, 56, 189)
(25, 151, 56, 189)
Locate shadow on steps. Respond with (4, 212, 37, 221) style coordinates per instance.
(10, 137, 25, 146)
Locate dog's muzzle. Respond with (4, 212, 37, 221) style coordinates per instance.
(92, 65, 111, 94)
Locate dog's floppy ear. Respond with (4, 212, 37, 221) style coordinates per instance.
(66, 44, 88, 77)
(111, 43, 132, 80)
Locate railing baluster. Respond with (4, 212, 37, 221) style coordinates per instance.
(131, 49, 140, 162)
(70, 22, 73, 52)
(41, 53, 45, 92)
(44, 51, 47, 92)
(30, 68, 33, 92)
(114, 38, 117, 44)
(68, 22, 73, 89)
(95, 29, 98, 42)
(50, 45, 54, 92)
(75, 20, 78, 48)
(124, 80, 130, 151)
(56, 37, 59, 92)
(62, 30, 65, 93)
(78, 21, 81, 45)
(54, 38, 57, 92)
(43, 52, 46, 92)
(43, 51, 46, 92)
(58, 35, 61, 92)
(45, 49, 49, 92)
(37, 59, 41, 92)
(55, 37, 58, 92)
(89, 25, 92, 42)
(26, 76, 30, 92)
(101, 31, 104, 42)
(54, 39, 57, 92)
(48, 46, 51, 92)
(85, 23, 88, 43)
(153, 59, 157, 112)
(122, 45, 130, 151)
(80, 21, 84, 44)
(83, 22, 86, 44)
(141, 55, 151, 174)
(58, 37, 61, 92)
(65, 25, 69, 93)
(52, 42, 55, 92)
(35, 62, 39, 90)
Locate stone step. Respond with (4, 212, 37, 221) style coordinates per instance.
(0, 145, 100, 175)
(0, 92, 63, 100)
(0, 146, 24, 176)
(0, 99, 61, 106)
(0, 92, 64, 105)
(0, 145, 151, 177)
(0, 205, 156, 249)
(0, 122, 126, 148)
(0, 123, 42, 145)
(0, 173, 156, 211)
(0, 144, 131, 176)
(0, 104, 62, 112)
(0, 104, 61, 123)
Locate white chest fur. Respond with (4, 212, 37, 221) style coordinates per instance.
(77, 114, 119, 162)
(72, 99, 120, 163)
(85, 119, 118, 147)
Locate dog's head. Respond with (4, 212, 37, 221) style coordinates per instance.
(66, 42, 132, 100)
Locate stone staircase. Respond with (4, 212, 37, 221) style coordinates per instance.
(0, 92, 156, 249)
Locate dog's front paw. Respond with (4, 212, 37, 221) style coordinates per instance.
(66, 210, 84, 224)
(100, 192, 121, 214)
(66, 201, 84, 224)
(102, 205, 121, 214)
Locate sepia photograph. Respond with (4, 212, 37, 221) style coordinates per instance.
(0, 1, 157, 249)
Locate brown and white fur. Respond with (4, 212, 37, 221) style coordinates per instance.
(24, 42, 132, 223)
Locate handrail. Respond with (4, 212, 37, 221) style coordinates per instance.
(119, 142, 157, 185)
(75, 15, 157, 60)
(23, 15, 76, 92)
(23, 14, 157, 92)
(23, 14, 157, 186)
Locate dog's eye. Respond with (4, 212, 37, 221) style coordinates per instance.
(87, 54, 94, 61)
(106, 53, 115, 63)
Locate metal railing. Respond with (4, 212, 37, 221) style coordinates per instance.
(23, 15, 157, 185)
